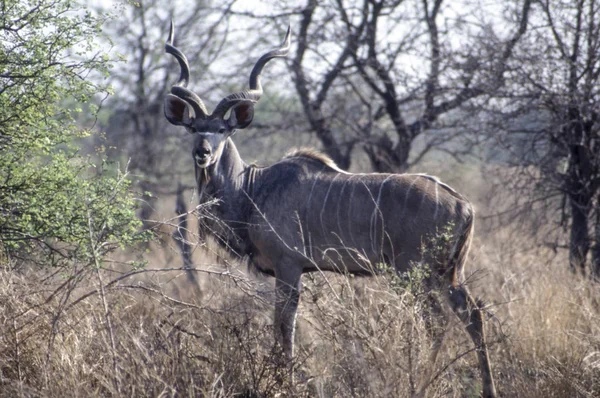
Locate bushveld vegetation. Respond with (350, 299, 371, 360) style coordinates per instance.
(2, 0, 600, 397)
(1, 169, 599, 397)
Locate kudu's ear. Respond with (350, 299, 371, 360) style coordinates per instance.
(227, 101, 255, 130)
(164, 94, 194, 127)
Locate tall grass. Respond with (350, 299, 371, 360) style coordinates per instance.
(1, 169, 600, 397)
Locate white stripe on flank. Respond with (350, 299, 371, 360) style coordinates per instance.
(433, 181, 439, 219)
(401, 176, 420, 216)
(304, 169, 324, 253)
(419, 177, 429, 212)
(347, 177, 361, 249)
(320, 174, 341, 238)
(307, 170, 323, 208)
(370, 175, 394, 253)
(337, 175, 354, 243)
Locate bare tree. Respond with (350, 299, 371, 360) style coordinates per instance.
(483, 0, 600, 276)
(289, 0, 532, 172)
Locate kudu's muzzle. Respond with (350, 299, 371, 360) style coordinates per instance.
(194, 145, 212, 167)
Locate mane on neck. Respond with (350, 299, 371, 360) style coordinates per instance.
(283, 148, 346, 173)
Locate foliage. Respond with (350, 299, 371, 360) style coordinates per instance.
(2, 163, 600, 397)
(484, 0, 600, 276)
(0, 0, 147, 266)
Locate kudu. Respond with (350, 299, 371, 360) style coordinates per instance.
(163, 23, 497, 398)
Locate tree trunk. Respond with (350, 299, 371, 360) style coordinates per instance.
(569, 196, 590, 274)
(173, 184, 201, 290)
(593, 199, 600, 279)
(138, 180, 158, 232)
(316, 124, 351, 170)
(364, 134, 410, 173)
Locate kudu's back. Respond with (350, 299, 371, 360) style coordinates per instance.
(246, 152, 474, 283)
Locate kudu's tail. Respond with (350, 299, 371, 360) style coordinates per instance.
(447, 204, 475, 287)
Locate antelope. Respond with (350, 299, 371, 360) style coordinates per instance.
(163, 23, 497, 398)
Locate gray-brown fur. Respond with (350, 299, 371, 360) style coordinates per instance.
(162, 24, 497, 398)
(246, 156, 469, 276)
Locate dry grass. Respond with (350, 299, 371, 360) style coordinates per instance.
(1, 168, 600, 397)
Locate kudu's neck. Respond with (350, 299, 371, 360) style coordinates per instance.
(198, 138, 248, 207)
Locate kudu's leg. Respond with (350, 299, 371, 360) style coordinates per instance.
(413, 292, 449, 398)
(447, 284, 497, 398)
(274, 269, 302, 359)
(424, 292, 449, 365)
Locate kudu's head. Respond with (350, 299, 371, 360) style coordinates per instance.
(163, 23, 291, 168)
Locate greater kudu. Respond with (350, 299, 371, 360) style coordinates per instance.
(163, 23, 497, 398)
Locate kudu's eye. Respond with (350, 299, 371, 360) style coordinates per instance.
(218, 128, 226, 134)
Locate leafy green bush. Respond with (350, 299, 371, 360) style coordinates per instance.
(0, 0, 147, 267)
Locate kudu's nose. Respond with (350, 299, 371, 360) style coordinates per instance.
(195, 146, 211, 159)
(194, 146, 212, 166)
